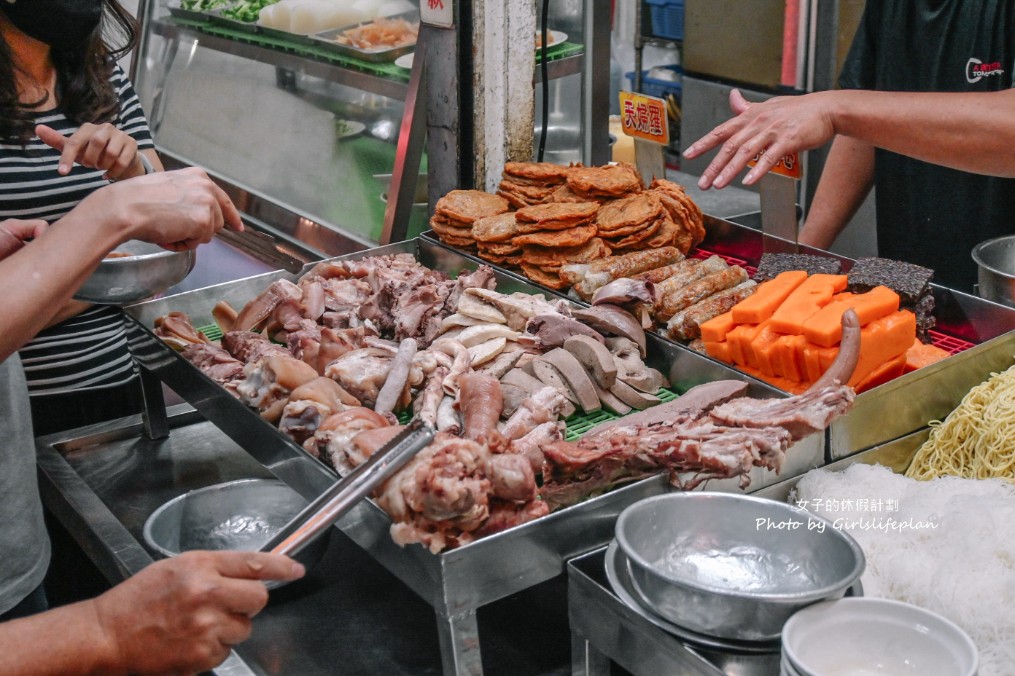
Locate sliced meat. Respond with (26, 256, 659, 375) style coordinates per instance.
(608, 379, 661, 410)
(588, 380, 749, 434)
(539, 349, 601, 413)
(525, 314, 605, 351)
(563, 335, 617, 388)
(591, 278, 654, 306)
(571, 305, 646, 357)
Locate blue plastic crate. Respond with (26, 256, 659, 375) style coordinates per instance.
(645, 0, 684, 41)
(625, 64, 682, 101)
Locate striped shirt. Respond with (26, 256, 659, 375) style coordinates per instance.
(2, 65, 154, 396)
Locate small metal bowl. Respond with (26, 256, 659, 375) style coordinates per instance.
(74, 240, 196, 305)
(782, 598, 978, 676)
(615, 492, 865, 641)
(972, 234, 1015, 308)
(143, 479, 328, 588)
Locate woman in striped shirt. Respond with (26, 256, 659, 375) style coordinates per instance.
(0, 0, 165, 435)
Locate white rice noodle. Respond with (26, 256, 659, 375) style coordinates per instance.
(794, 464, 1015, 676)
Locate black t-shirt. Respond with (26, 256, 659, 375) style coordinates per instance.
(839, 0, 1015, 292)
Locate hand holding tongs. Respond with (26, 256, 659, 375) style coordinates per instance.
(260, 417, 435, 560)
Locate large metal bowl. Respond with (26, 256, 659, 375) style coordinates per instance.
(143, 479, 328, 588)
(615, 493, 865, 641)
(74, 240, 196, 305)
(972, 235, 1015, 308)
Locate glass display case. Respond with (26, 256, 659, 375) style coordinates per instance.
(133, 0, 427, 251)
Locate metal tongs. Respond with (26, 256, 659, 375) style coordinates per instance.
(260, 417, 435, 559)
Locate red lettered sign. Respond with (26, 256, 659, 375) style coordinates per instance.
(619, 91, 669, 146)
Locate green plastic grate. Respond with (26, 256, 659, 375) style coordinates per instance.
(197, 323, 223, 342)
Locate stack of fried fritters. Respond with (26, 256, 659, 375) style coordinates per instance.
(429, 162, 708, 292)
(497, 161, 570, 208)
(430, 190, 510, 250)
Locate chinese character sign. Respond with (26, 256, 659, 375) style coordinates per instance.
(420, 0, 452, 27)
(619, 91, 669, 145)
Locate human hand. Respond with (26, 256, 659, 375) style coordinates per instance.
(91, 550, 304, 675)
(36, 123, 145, 181)
(0, 219, 47, 260)
(81, 167, 243, 251)
(683, 89, 837, 189)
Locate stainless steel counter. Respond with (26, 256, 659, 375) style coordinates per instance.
(35, 408, 573, 676)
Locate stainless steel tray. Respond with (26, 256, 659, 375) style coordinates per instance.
(165, 1, 209, 22)
(424, 215, 1015, 460)
(257, 23, 315, 45)
(124, 237, 824, 676)
(308, 12, 419, 63)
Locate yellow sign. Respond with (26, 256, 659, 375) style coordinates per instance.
(619, 91, 669, 146)
(747, 150, 802, 180)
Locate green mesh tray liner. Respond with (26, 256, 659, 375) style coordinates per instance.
(395, 386, 682, 439)
(198, 323, 224, 342)
(169, 17, 582, 79)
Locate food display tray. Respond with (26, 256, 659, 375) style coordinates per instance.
(165, 1, 210, 22)
(422, 214, 1015, 460)
(124, 237, 823, 676)
(256, 23, 315, 45)
(308, 11, 419, 63)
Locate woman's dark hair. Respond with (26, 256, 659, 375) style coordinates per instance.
(0, 1, 138, 142)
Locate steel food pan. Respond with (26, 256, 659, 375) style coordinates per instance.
(257, 23, 316, 45)
(424, 215, 1015, 459)
(308, 12, 419, 63)
(165, 1, 210, 22)
(125, 238, 817, 607)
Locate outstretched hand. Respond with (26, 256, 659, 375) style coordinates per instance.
(683, 89, 837, 189)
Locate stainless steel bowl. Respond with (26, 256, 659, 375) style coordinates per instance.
(615, 493, 865, 641)
(74, 239, 196, 305)
(143, 479, 328, 588)
(972, 235, 1015, 308)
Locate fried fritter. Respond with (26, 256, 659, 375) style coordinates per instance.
(515, 202, 600, 230)
(596, 193, 664, 233)
(430, 216, 475, 239)
(567, 162, 643, 198)
(503, 161, 571, 186)
(520, 262, 568, 289)
(496, 180, 557, 208)
(473, 212, 520, 243)
(477, 240, 522, 256)
(435, 190, 510, 224)
(603, 217, 662, 249)
(512, 223, 597, 247)
(520, 237, 611, 267)
(549, 184, 603, 204)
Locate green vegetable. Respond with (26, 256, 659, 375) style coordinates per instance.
(218, 0, 278, 22)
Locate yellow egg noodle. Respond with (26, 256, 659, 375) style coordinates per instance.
(905, 361, 1015, 481)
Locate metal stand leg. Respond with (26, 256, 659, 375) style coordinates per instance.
(435, 609, 484, 676)
(139, 366, 169, 440)
(571, 633, 611, 676)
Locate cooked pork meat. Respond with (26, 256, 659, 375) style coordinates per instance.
(180, 343, 244, 392)
(236, 355, 319, 423)
(324, 348, 393, 407)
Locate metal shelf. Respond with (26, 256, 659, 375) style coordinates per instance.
(150, 19, 409, 101)
(535, 53, 585, 82)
